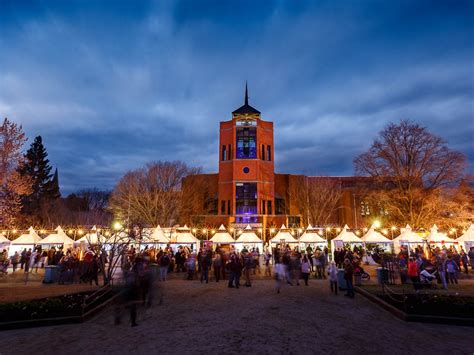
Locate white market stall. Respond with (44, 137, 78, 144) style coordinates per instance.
(235, 225, 264, 252)
(0, 233, 11, 250)
(210, 225, 235, 245)
(9, 227, 42, 256)
(426, 224, 455, 248)
(141, 225, 170, 250)
(38, 226, 75, 250)
(75, 225, 106, 246)
(392, 225, 424, 253)
(361, 225, 393, 252)
(170, 225, 200, 252)
(330, 225, 362, 254)
(270, 225, 298, 247)
(298, 225, 327, 251)
(457, 224, 474, 251)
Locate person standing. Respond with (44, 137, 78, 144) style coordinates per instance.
(327, 261, 338, 295)
(460, 251, 469, 274)
(158, 252, 170, 281)
(213, 252, 222, 282)
(264, 248, 272, 277)
(436, 255, 448, 290)
(301, 255, 311, 286)
(343, 258, 354, 298)
(407, 257, 419, 290)
(468, 247, 474, 271)
(20, 248, 27, 270)
(274, 256, 285, 294)
(11, 251, 20, 272)
(446, 256, 459, 285)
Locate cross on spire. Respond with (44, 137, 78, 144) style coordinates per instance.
(245, 81, 248, 105)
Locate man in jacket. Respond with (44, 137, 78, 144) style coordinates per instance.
(344, 258, 354, 298)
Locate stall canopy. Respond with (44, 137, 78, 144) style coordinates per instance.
(171, 225, 200, 248)
(11, 227, 42, 245)
(331, 225, 361, 252)
(76, 225, 105, 245)
(38, 226, 75, 247)
(427, 224, 454, 244)
(392, 225, 424, 252)
(270, 225, 298, 244)
(457, 224, 474, 248)
(144, 225, 170, 244)
(210, 225, 234, 244)
(361, 225, 392, 244)
(299, 225, 327, 244)
(0, 233, 11, 245)
(236, 225, 263, 244)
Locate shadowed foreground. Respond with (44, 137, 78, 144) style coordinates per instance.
(0, 278, 472, 354)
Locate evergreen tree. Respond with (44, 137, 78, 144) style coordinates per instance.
(18, 136, 60, 219)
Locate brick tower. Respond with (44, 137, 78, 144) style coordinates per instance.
(218, 84, 274, 227)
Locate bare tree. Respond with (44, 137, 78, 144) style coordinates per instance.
(0, 118, 31, 227)
(289, 176, 343, 226)
(109, 161, 201, 227)
(354, 120, 467, 228)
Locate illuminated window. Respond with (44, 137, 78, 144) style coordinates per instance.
(235, 182, 257, 222)
(236, 127, 257, 159)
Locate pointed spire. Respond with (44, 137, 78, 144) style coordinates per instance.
(244, 81, 248, 105)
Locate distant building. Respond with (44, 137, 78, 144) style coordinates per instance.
(182, 85, 381, 233)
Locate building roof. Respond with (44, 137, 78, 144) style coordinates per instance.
(232, 83, 261, 115)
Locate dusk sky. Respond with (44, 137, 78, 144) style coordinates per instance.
(1, 0, 473, 194)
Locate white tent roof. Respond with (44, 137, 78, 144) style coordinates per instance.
(210, 224, 234, 243)
(270, 224, 298, 244)
(76, 226, 107, 245)
(458, 224, 474, 242)
(427, 224, 454, 243)
(236, 225, 263, 244)
(11, 227, 42, 245)
(361, 225, 392, 244)
(38, 226, 75, 246)
(172, 226, 200, 244)
(393, 225, 424, 244)
(332, 225, 361, 243)
(0, 233, 10, 244)
(143, 225, 170, 244)
(299, 225, 327, 243)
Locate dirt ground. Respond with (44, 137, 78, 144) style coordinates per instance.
(0, 274, 472, 355)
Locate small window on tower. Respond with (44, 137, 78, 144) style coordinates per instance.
(222, 145, 227, 161)
(228, 144, 232, 160)
(221, 200, 226, 214)
(267, 145, 271, 161)
(262, 200, 266, 214)
(268, 200, 272, 215)
(227, 200, 231, 215)
(261, 145, 265, 160)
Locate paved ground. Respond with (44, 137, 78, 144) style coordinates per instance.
(0, 276, 472, 355)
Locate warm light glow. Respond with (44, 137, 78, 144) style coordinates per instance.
(382, 229, 388, 235)
(113, 222, 122, 230)
(326, 227, 331, 232)
(125, 228, 130, 233)
(355, 231, 360, 236)
(12, 229, 17, 234)
(450, 228, 456, 232)
(336, 228, 341, 233)
(202, 229, 207, 233)
(40, 229, 45, 234)
(270, 228, 275, 234)
(105, 231, 111, 236)
(68, 229, 73, 234)
(229, 227, 234, 233)
(391, 226, 396, 231)
(78, 229, 84, 235)
(258, 228, 262, 233)
(211, 229, 216, 234)
(363, 228, 368, 232)
(238, 230, 243, 235)
(97, 228, 101, 232)
(298, 228, 303, 234)
(373, 220, 381, 228)
(192, 228, 197, 234)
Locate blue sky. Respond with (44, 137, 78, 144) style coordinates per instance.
(1, 0, 473, 194)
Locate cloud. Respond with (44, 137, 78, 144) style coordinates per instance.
(0, 0, 472, 194)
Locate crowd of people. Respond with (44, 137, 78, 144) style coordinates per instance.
(398, 245, 474, 290)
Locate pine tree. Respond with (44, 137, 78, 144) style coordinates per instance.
(18, 136, 60, 220)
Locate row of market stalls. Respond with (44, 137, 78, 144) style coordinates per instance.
(2, 223, 474, 256)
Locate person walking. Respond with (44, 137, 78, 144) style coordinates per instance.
(446, 256, 459, 285)
(460, 251, 469, 274)
(343, 258, 354, 298)
(274, 256, 285, 294)
(158, 252, 170, 281)
(436, 255, 448, 290)
(327, 260, 338, 295)
(468, 247, 474, 271)
(213, 252, 222, 282)
(301, 255, 311, 286)
(264, 249, 272, 277)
